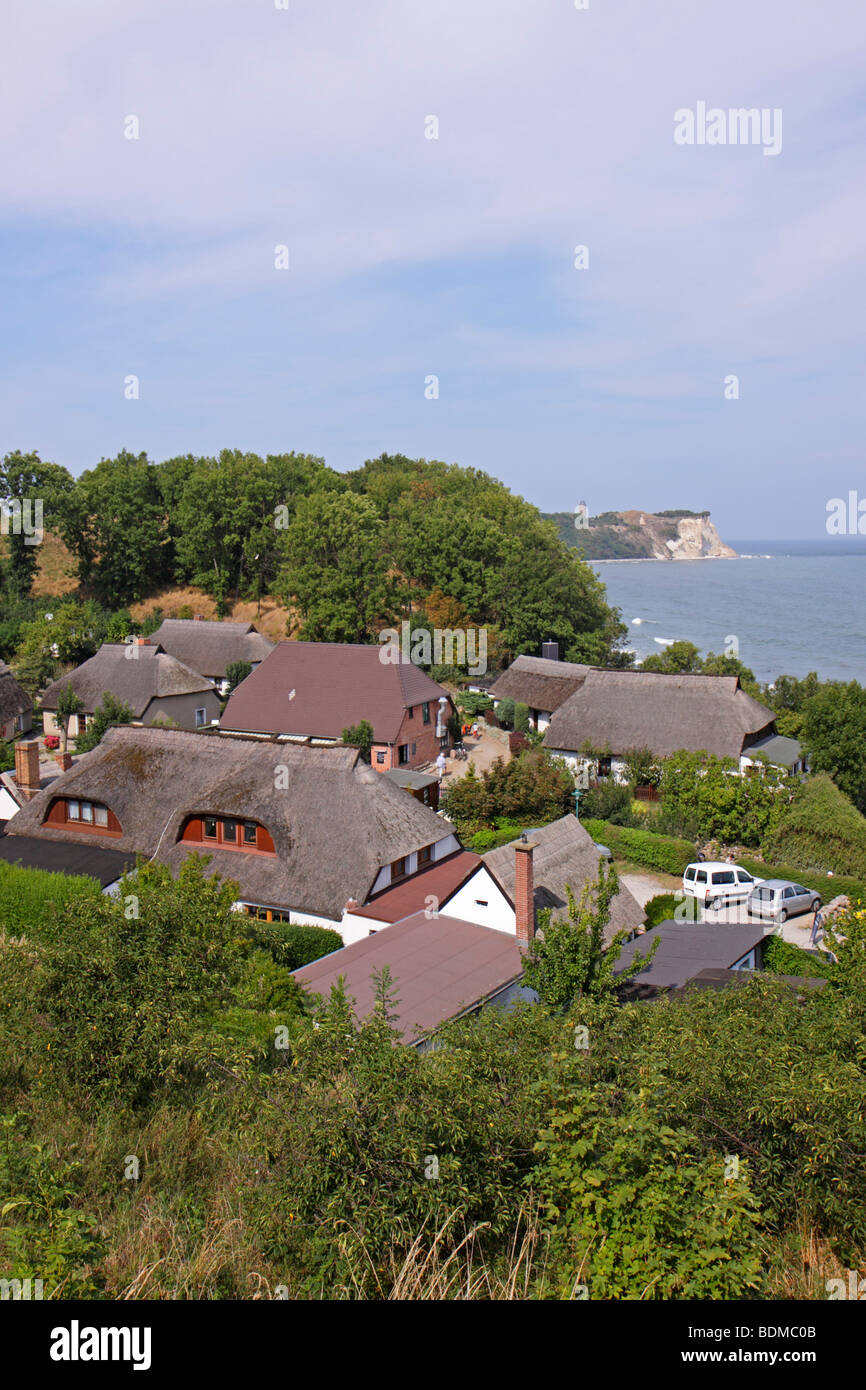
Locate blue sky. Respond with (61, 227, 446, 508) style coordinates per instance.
(2, 0, 865, 538)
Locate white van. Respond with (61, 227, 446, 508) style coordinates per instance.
(682, 862, 763, 910)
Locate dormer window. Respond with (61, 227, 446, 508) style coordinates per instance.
(180, 815, 275, 854)
(66, 799, 108, 828)
(56, 798, 114, 833)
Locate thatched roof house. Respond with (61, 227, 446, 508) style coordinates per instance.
(544, 669, 778, 764)
(6, 725, 459, 926)
(488, 655, 589, 728)
(40, 643, 221, 735)
(147, 618, 275, 683)
(482, 815, 643, 945)
(0, 660, 33, 741)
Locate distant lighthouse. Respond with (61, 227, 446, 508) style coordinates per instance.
(574, 500, 589, 531)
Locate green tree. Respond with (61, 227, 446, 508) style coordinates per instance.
(60, 451, 170, 604)
(0, 450, 75, 598)
(55, 683, 84, 754)
(522, 862, 655, 1008)
(277, 493, 393, 642)
(640, 640, 703, 674)
(341, 719, 375, 763)
(224, 660, 252, 695)
(74, 693, 133, 754)
(801, 680, 866, 814)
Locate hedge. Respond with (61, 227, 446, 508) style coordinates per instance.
(581, 819, 695, 876)
(0, 859, 101, 942)
(253, 921, 343, 971)
(762, 934, 835, 980)
(737, 856, 865, 908)
(643, 893, 679, 929)
(467, 819, 526, 853)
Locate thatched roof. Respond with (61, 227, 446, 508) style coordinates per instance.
(40, 644, 215, 717)
(488, 655, 589, 713)
(544, 669, 776, 760)
(482, 815, 644, 944)
(0, 661, 32, 724)
(148, 619, 275, 680)
(7, 726, 457, 920)
(222, 642, 451, 742)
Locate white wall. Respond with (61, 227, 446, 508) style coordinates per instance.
(443, 866, 515, 934)
(368, 832, 461, 895)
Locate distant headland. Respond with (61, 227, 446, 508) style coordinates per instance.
(542, 508, 738, 562)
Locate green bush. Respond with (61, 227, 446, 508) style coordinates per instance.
(643, 893, 678, 929)
(581, 819, 694, 876)
(467, 819, 525, 852)
(762, 934, 834, 980)
(496, 697, 515, 730)
(762, 773, 866, 879)
(580, 781, 637, 826)
(737, 855, 865, 907)
(0, 860, 100, 941)
(256, 921, 343, 971)
(513, 702, 530, 734)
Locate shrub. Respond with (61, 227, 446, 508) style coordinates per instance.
(643, 893, 678, 929)
(513, 702, 530, 734)
(762, 934, 834, 980)
(467, 819, 525, 852)
(496, 697, 515, 730)
(580, 819, 695, 876)
(762, 773, 866, 879)
(0, 860, 100, 941)
(580, 781, 636, 826)
(0, 738, 15, 769)
(441, 749, 574, 836)
(256, 921, 343, 971)
(456, 691, 493, 717)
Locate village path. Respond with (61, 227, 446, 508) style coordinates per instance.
(437, 723, 512, 784)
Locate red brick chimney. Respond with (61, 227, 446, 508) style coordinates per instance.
(514, 837, 537, 944)
(14, 740, 42, 801)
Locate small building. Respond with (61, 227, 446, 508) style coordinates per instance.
(221, 641, 455, 772)
(294, 910, 532, 1047)
(543, 669, 799, 777)
(0, 660, 33, 742)
(382, 766, 440, 810)
(615, 919, 770, 997)
(488, 651, 590, 732)
(146, 618, 275, 694)
(40, 642, 222, 737)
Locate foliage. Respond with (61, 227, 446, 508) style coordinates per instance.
(74, 692, 134, 754)
(533, 1089, 766, 1299)
(58, 451, 171, 604)
(0, 739, 14, 770)
(0, 451, 75, 598)
(465, 818, 525, 852)
(224, 660, 252, 695)
(801, 680, 866, 815)
(513, 702, 530, 734)
(580, 818, 695, 876)
(762, 934, 834, 980)
(441, 749, 574, 836)
(55, 682, 84, 752)
(495, 697, 515, 730)
(619, 746, 662, 788)
(341, 719, 374, 764)
(455, 691, 493, 717)
(12, 599, 111, 696)
(762, 774, 866, 879)
(658, 749, 795, 847)
(0, 860, 99, 939)
(643, 893, 679, 929)
(277, 493, 394, 642)
(640, 640, 704, 674)
(522, 863, 655, 1009)
(248, 920, 344, 971)
(579, 780, 636, 826)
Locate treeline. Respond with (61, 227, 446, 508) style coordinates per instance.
(0, 449, 627, 666)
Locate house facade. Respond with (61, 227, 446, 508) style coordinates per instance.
(542, 668, 799, 777)
(221, 642, 455, 772)
(4, 725, 461, 943)
(488, 651, 590, 731)
(40, 642, 222, 737)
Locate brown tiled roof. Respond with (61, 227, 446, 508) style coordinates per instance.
(40, 644, 215, 716)
(294, 910, 525, 1041)
(6, 725, 456, 920)
(148, 619, 275, 680)
(352, 849, 483, 923)
(544, 669, 776, 760)
(482, 815, 643, 944)
(221, 642, 451, 743)
(489, 655, 589, 713)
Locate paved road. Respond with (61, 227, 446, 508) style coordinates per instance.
(620, 870, 825, 949)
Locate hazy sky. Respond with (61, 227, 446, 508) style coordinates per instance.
(2, 0, 864, 538)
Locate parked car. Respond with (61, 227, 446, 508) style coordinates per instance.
(747, 880, 821, 923)
(682, 861, 763, 910)
(594, 842, 612, 861)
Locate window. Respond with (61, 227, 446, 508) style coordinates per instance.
(376, 751, 385, 765)
(411, 743, 416, 756)
(418, 845, 432, 867)
(695, 870, 707, 884)
(67, 799, 80, 821)
(736, 871, 754, 884)
(422, 702, 430, 724)
(475, 899, 489, 908)
(195, 708, 208, 728)
(597, 756, 612, 777)
(783, 886, 796, 898)
(80, 801, 93, 823)
(222, 819, 237, 843)
(407, 706, 414, 719)
(398, 744, 409, 765)
(94, 805, 108, 828)
(711, 871, 736, 885)
(243, 821, 258, 845)
(203, 816, 218, 839)
(685, 866, 696, 882)
(391, 856, 407, 881)
(65, 799, 111, 830)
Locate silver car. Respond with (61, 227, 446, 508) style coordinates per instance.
(747, 879, 821, 923)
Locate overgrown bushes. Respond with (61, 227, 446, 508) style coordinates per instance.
(762, 773, 866, 879)
(580, 818, 694, 876)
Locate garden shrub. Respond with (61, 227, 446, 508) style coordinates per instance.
(580, 819, 694, 876)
